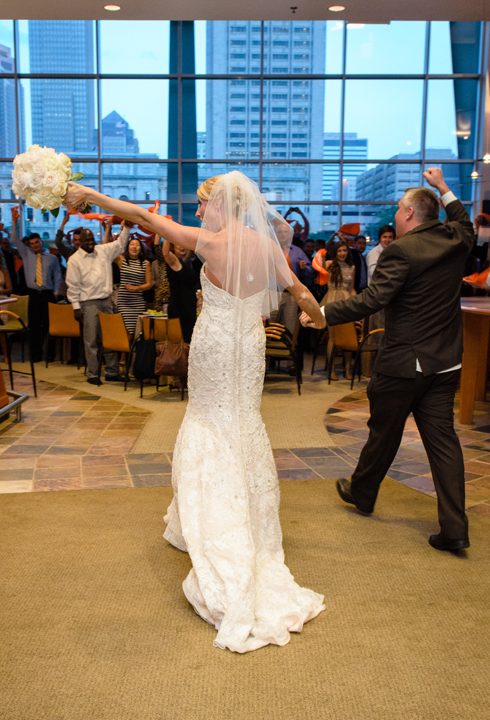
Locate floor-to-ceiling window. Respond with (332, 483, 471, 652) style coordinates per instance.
(0, 20, 485, 242)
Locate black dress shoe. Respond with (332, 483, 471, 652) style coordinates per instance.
(336, 478, 374, 515)
(428, 534, 470, 552)
(105, 373, 126, 382)
(87, 377, 102, 386)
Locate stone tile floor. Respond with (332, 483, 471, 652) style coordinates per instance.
(0, 377, 489, 522)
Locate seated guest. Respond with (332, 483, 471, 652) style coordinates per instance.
(157, 236, 197, 344)
(117, 237, 151, 339)
(11, 211, 62, 363)
(66, 226, 129, 385)
(151, 235, 171, 312)
(351, 235, 368, 294)
(366, 225, 396, 283)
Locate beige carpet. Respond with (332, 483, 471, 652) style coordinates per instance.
(1, 478, 489, 720)
(23, 357, 354, 451)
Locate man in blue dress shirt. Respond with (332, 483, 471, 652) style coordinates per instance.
(11, 214, 62, 363)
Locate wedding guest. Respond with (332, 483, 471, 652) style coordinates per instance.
(66, 227, 129, 385)
(366, 225, 396, 283)
(54, 215, 81, 262)
(284, 206, 309, 248)
(117, 237, 151, 338)
(158, 236, 197, 344)
(351, 235, 368, 294)
(0, 250, 12, 297)
(320, 240, 355, 380)
(151, 234, 171, 312)
(304, 239, 315, 262)
(11, 212, 62, 363)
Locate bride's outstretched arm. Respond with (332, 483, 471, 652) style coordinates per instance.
(63, 183, 200, 250)
(287, 273, 326, 330)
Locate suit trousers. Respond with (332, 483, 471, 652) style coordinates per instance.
(351, 370, 468, 540)
(80, 297, 119, 379)
(27, 288, 56, 363)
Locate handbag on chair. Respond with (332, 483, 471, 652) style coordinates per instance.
(133, 318, 157, 381)
(155, 334, 189, 377)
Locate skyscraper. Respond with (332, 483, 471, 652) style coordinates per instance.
(323, 133, 368, 201)
(205, 21, 326, 228)
(28, 20, 95, 155)
(98, 111, 140, 155)
(0, 43, 22, 158)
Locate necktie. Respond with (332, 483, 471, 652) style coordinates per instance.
(35, 253, 43, 287)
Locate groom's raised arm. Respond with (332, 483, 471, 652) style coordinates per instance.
(323, 244, 410, 327)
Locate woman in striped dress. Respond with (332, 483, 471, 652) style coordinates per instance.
(117, 237, 152, 338)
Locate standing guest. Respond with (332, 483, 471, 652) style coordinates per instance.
(284, 207, 309, 248)
(366, 225, 396, 283)
(55, 215, 82, 261)
(314, 238, 326, 254)
(158, 236, 197, 344)
(0, 250, 12, 297)
(11, 211, 62, 363)
(66, 227, 129, 386)
(320, 240, 355, 380)
(117, 237, 151, 338)
(351, 235, 368, 294)
(1, 233, 17, 291)
(304, 238, 315, 262)
(272, 221, 314, 332)
(151, 235, 171, 312)
(302, 169, 474, 552)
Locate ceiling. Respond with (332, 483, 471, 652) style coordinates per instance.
(2, 0, 490, 22)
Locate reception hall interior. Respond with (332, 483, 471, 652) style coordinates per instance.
(1, 0, 490, 717)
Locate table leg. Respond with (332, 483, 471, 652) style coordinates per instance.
(460, 313, 490, 424)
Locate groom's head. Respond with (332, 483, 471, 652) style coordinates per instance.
(395, 187, 439, 237)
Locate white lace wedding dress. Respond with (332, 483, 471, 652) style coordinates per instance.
(164, 268, 325, 653)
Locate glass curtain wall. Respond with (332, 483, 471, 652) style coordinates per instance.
(0, 19, 485, 241)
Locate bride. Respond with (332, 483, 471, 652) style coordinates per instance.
(64, 171, 327, 653)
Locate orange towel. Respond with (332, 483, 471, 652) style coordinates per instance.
(312, 248, 329, 286)
(464, 268, 490, 287)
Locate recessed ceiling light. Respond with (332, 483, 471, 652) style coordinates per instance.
(471, 170, 479, 179)
(329, 6, 345, 11)
(347, 23, 365, 28)
(104, 4, 121, 10)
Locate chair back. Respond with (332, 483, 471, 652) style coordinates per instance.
(0, 295, 29, 332)
(48, 303, 80, 338)
(331, 322, 359, 352)
(142, 316, 183, 343)
(98, 312, 130, 353)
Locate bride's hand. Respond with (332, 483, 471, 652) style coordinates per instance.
(63, 182, 91, 209)
(300, 311, 326, 330)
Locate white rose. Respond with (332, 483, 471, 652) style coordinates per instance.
(53, 182, 67, 198)
(31, 162, 45, 176)
(42, 146, 55, 158)
(27, 146, 43, 163)
(45, 157, 58, 171)
(39, 187, 51, 198)
(29, 173, 43, 190)
(12, 183, 23, 197)
(44, 196, 60, 211)
(27, 191, 44, 209)
(42, 171, 58, 188)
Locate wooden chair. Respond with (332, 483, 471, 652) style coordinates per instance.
(0, 304, 37, 397)
(97, 312, 131, 390)
(45, 303, 83, 368)
(265, 320, 302, 395)
(328, 322, 386, 389)
(311, 326, 330, 375)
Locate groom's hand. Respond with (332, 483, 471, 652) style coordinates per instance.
(423, 167, 450, 196)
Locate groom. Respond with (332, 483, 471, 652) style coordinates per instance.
(302, 168, 475, 552)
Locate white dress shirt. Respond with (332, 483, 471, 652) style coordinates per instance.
(66, 228, 129, 310)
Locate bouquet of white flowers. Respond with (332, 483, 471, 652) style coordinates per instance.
(11, 145, 90, 217)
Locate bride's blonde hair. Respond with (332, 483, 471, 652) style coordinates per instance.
(197, 175, 223, 202)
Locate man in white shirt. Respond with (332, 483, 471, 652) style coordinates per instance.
(66, 227, 129, 385)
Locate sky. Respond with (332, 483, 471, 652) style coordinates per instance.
(0, 20, 462, 161)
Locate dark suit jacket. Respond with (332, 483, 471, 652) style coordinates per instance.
(324, 200, 475, 378)
(351, 248, 368, 293)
